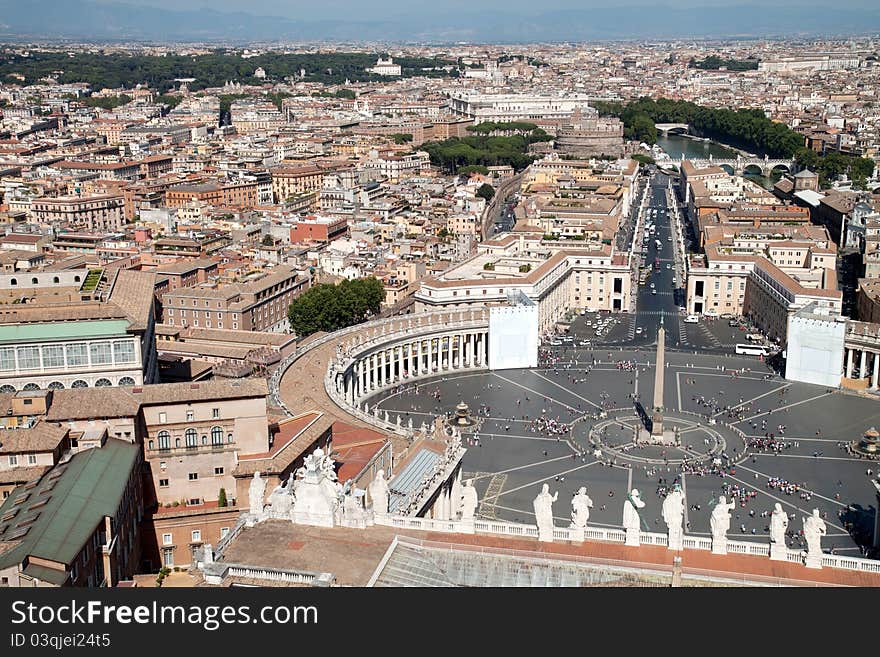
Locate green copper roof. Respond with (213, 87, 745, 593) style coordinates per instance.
(0, 319, 129, 344)
(0, 439, 140, 576)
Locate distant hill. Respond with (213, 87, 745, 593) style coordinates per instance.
(0, 0, 879, 42)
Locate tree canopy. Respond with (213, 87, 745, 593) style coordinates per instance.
(288, 277, 385, 337)
(0, 50, 456, 93)
(476, 183, 495, 202)
(689, 56, 759, 71)
(421, 128, 552, 174)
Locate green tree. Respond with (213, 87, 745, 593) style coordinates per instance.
(389, 133, 413, 145)
(218, 488, 227, 508)
(287, 277, 385, 337)
(476, 183, 495, 202)
(261, 234, 275, 246)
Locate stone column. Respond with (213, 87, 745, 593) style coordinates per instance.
(447, 335, 454, 370)
(861, 350, 868, 381)
(873, 352, 879, 389)
(847, 348, 854, 379)
(379, 350, 386, 388)
(416, 340, 423, 375)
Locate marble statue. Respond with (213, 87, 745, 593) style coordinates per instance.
(623, 488, 646, 546)
(460, 479, 478, 521)
(710, 495, 736, 554)
(802, 509, 826, 568)
(396, 415, 401, 428)
(267, 481, 294, 519)
(769, 502, 789, 559)
(248, 471, 266, 517)
(570, 487, 594, 529)
(661, 485, 685, 551)
(533, 483, 558, 542)
(369, 469, 390, 515)
(450, 475, 463, 519)
(290, 447, 342, 528)
(383, 410, 389, 423)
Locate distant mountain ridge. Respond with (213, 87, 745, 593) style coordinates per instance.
(1, 0, 879, 42)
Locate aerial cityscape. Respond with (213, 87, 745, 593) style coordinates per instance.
(1, 12, 880, 590)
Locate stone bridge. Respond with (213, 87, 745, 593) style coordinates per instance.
(655, 123, 691, 135)
(687, 154, 797, 177)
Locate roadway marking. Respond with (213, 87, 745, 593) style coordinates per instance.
(735, 392, 834, 424)
(491, 373, 581, 414)
(469, 455, 575, 482)
(723, 470, 848, 534)
(734, 463, 848, 512)
(494, 461, 599, 500)
(713, 383, 791, 417)
(531, 371, 602, 410)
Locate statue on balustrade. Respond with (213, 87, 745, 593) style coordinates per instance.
(710, 495, 736, 552)
(770, 503, 789, 548)
(661, 484, 685, 551)
(570, 486, 593, 529)
(248, 471, 266, 517)
(533, 483, 558, 541)
(369, 469, 390, 515)
(803, 509, 827, 558)
(460, 479, 478, 521)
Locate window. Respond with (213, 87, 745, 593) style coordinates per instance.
(162, 533, 173, 546)
(66, 344, 88, 367)
(220, 527, 229, 539)
(27, 454, 36, 465)
(191, 530, 201, 542)
(162, 548, 174, 567)
(159, 412, 166, 424)
(8, 455, 17, 466)
(157, 431, 171, 450)
(227, 433, 233, 444)
(185, 428, 197, 448)
(189, 498, 200, 506)
(159, 478, 168, 487)
(186, 410, 194, 422)
(0, 347, 15, 372)
(71, 380, 88, 389)
(89, 342, 112, 365)
(211, 426, 223, 445)
(113, 341, 136, 364)
(95, 378, 111, 387)
(214, 467, 224, 475)
(41, 345, 65, 368)
(188, 473, 198, 481)
(17, 347, 41, 370)
(148, 440, 154, 450)
(212, 408, 220, 419)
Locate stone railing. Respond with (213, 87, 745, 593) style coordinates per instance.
(371, 513, 879, 578)
(201, 561, 331, 586)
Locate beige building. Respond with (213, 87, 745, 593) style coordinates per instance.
(162, 266, 310, 333)
(31, 194, 124, 232)
(270, 165, 323, 204)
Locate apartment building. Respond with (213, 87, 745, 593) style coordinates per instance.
(162, 265, 310, 333)
(270, 165, 323, 204)
(31, 194, 125, 232)
(165, 181, 259, 209)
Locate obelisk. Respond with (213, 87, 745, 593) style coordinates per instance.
(651, 316, 665, 437)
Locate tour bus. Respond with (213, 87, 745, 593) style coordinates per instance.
(735, 344, 770, 356)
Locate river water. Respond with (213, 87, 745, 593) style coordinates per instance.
(654, 133, 777, 189)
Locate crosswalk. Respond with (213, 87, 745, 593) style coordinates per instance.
(697, 322, 724, 348)
(677, 318, 689, 346)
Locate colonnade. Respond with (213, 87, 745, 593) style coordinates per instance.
(843, 346, 880, 388)
(338, 329, 490, 404)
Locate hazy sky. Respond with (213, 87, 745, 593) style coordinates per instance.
(109, 0, 879, 21)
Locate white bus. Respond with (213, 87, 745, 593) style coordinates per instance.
(735, 344, 770, 356)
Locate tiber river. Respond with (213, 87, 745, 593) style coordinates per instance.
(654, 132, 779, 189)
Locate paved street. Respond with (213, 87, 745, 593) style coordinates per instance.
(368, 348, 880, 557)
